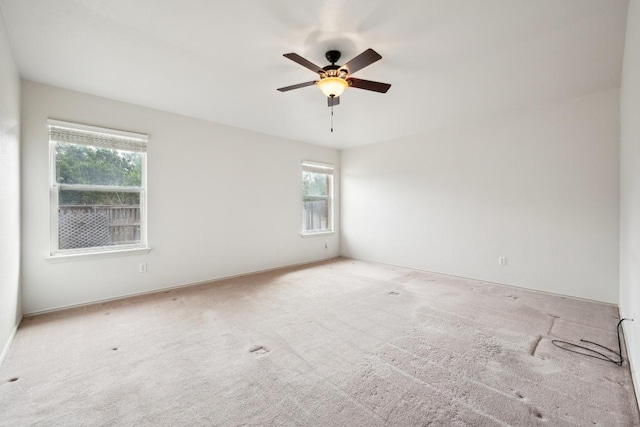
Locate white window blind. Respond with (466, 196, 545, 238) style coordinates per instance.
(48, 120, 148, 153)
(302, 162, 334, 175)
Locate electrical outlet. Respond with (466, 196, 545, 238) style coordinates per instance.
(498, 256, 507, 266)
(324, 241, 329, 249)
(139, 263, 147, 273)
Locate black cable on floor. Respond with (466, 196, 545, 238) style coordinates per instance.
(551, 318, 633, 366)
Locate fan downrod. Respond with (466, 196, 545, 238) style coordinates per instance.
(325, 50, 341, 65)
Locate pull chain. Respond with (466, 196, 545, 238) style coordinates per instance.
(331, 104, 334, 133)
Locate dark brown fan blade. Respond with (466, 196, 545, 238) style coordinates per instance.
(327, 96, 340, 107)
(277, 81, 317, 92)
(283, 53, 324, 74)
(342, 49, 382, 75)
(348, 78, 391, 93)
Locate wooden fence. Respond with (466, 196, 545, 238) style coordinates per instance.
(60, 200, 325, 249)
(303, 200, 330, 231)
(58, 205, 140, 249)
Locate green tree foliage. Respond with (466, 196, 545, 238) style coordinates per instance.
(56, 143, 141, 205)
(302, 171, 329, 198)
(56, 143, 141, 186)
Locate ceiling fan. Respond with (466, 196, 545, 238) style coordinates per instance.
(277, 49, 391, 107)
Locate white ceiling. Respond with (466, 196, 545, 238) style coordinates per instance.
(0, 0, 629, 149)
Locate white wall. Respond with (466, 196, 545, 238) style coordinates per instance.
(21, 81, 340, 314)
(341, 90, 620, 303)
(620, 0, 640, 405)
(0, 11, 21, 364)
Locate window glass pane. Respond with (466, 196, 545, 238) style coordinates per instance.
(56, 142, 142, 186)
(303, 199, 329, 232)
(58, 190, 141, 250)
(302, 171, 328, 197)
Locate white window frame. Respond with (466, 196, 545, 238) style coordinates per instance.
(48, 119, 149, 257)
(301, 161, 334, 235)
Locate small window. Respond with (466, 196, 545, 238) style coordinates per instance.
(48, 120, 148, 255)
(302, 161, 334, 234)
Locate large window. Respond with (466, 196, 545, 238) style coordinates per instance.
(49, 120, 148, 255)
(302, 161, 334, 234)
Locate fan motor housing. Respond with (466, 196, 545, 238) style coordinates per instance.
(321, 67, 347, 79)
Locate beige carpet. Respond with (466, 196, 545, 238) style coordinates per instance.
(0, 258, 638, 426)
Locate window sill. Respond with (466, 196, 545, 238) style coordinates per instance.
(300, 231, 335, 238)
(46, 247, 151, 263)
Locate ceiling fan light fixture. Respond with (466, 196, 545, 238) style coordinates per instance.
(317, 77, 348, 98)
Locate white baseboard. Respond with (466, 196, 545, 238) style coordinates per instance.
(26, 256, 340, 316)
(0, 319, 21, 367)
(622, 321, 640, 414)
(341, 256, 618, 306)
